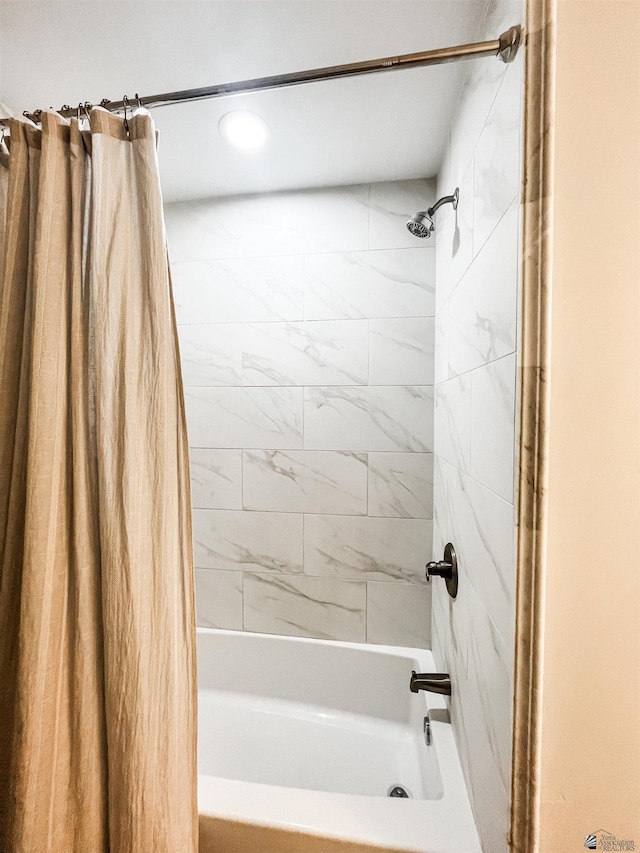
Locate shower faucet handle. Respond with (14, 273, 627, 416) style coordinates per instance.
(425, 543, 458, 599)
(425, 559, 453, 579)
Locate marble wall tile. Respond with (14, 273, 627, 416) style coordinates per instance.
(447, 613, 511, 853)
(434, 295, 449, 385)
(241, 320, 368, 386)
(164, 196, 242, 262)
(430, 561, 451, 675)
(434, 452, 515, 658)
(195, 568, 243, 629)
(466, 601, 513, 795)
(167, 180, 439, 649)
(304, 248, 435, 320)
(434, 374, 472, 473)
(473, 54, 523, 253)
(304, 385, 434, 452)
(166, 185, 371, 261)
(178, 324, 242, 386)
(304, 514, 432, 584)
(185, 386, 303, 449)
(435, 161, 474, 301)
(470, 354, 517, 503)
(170, 262, 184, 323)
(179, 256, 304, 325)
(242, 450, 367, 515)
(193, 509, 303, 574)
(432, 25, 523, 848)
(369, 318, 434, 386)
(237, 184, 370, 256)
(368, 452, 433, 519)
(447, 46, 510, 189)
(447, 201, 519, 377)
(366, 582, 431, 648)
(190, 449, 242, 510)
(369, 179, 436, 249)
(243, 573, 366, 642)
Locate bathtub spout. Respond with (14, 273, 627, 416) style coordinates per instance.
(410, 671, 452, 696)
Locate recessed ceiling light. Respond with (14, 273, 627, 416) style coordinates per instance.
(218, 111, 269, 150)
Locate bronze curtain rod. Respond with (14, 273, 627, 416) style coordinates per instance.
(1, 26, 521, 127)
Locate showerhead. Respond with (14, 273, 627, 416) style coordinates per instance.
(406, 211, 434, 239)
(406, 188, 459, 239)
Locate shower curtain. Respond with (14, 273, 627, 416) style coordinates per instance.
(0, 109, 198, 852)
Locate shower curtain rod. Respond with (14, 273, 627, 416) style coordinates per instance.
(1, 25, 520, 127)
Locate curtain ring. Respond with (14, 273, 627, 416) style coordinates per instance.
(135, 93, 143, 111)
(83, 102, 92, 124)
(122, 94, 130, 137)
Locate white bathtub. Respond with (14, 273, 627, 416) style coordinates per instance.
(197, 628, 481, 853)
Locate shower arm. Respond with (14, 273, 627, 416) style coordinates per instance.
(427, 189, 459, 217)
(1, 27, 521, 127)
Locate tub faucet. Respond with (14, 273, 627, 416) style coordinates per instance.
(410, 671, 452, 696)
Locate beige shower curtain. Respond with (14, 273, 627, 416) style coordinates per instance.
(0, 109, 198, 852)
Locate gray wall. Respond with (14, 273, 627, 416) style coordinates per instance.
(165, 179, 436, 647)
(431, 2, 524, 851)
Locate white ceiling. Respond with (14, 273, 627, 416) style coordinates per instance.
(0, 1, 493, 201)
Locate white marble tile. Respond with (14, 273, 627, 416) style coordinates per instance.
(194, 568, 243, 629)
(237, 184, 370, 256)
(304, 515, 432, 584)
(178, 324, 242, 386)
(164, 196, 243, 262)
(430, 555, 451, 674)
(192, 509, 303, 573)
(366, 582, 431, 648)
(434, 292, 449, 386)
(190, 449, 242, 509)
(466, 600, 513, 794)
(243, 573, 366, 642)
(170, 262, 184, 323)
(447, 612, 511, 853)
(435, 161, 474, 300)
(304, 248, 435, 320)
(448, 51, 510, 188)
(179, 256, 304, 325)
(241, 320, 368, 386)
(368, 452, 433, 519)
(447, 202, 519, 377)
(304, 386, 434, 452)
(471, 354, 517, 502)
(369, 318, 434, 386)
(242, 450, 367, 515)
(184, 386, 303, 449)
(369, 179, 436, 249)
(433, 457, 515, 650)
(473, 56, 523, 252)
(434, 374, 472, 473)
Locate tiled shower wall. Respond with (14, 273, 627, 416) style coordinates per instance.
(431, 3, 524, 851)
(164, 179, 436, 647)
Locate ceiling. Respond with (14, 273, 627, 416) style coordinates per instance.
(0, 1, 493, 201)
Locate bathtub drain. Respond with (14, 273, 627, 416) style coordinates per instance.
(388, 785, 410, 798)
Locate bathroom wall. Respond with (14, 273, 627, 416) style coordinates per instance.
(164, 179, 436, 647)
(537, 1, 640, 849)
(431, 2, 524, 851)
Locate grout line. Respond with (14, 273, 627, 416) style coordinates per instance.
(168, 244, 435, 265)
(434, 349, 518, 385)
(435, 455, 516, 507)
(177, 313, 437, 328)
